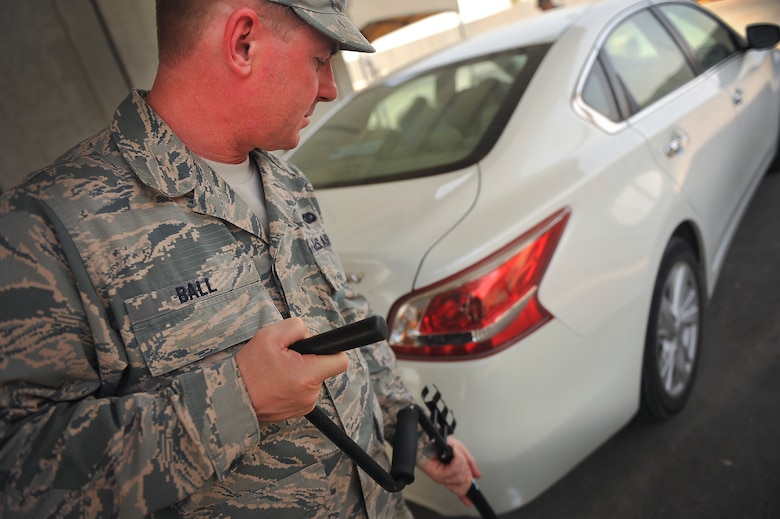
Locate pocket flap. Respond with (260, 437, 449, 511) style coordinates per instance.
(124, 261, 280, 376)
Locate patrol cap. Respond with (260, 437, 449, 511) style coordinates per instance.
(268, 0, 375, 53)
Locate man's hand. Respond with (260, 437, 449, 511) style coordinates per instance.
(235, 317, 349, 422)
(421, 436, 482, 507)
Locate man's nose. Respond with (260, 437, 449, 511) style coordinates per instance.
(318, 63, 338, 103)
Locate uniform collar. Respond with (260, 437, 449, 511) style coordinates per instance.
(110, 90, 308, 240)
(111, 90, 199, 198)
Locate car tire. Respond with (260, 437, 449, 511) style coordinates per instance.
(770, 117, 780, 174)
(770, 145, 780, 175)
(639, 237, 703, 422)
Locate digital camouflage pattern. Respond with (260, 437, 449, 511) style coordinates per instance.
(267, 0, 376, 53)
(0, 90, 429, 518)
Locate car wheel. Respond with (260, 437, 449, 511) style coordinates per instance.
(640, 237, 703, 422)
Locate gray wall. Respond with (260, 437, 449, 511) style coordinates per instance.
(1, 0, 158, 192)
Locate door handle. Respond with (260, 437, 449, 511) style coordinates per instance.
(732, 88, 744, 105)
(663, 134, 689, 157)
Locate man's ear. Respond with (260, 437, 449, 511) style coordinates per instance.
(224, 8, 260, 76)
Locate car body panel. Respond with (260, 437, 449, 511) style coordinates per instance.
(629, 52, 777, 296)
(317, 168, 480, 315)
(398, 299, 647, 513)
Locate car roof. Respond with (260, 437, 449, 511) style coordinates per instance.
(381, 0, 683, 84)
(388, 7, 585, 82)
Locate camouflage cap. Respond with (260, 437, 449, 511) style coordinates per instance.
(268, 0, 375, 53)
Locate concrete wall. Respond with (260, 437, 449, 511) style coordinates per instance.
(0, 0, 157, 192)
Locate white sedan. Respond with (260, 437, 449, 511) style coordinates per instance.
(287, 0, 780, 515)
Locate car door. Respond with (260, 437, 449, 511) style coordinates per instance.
(599, 6, 746, 279)
(658, 2, 778, 198)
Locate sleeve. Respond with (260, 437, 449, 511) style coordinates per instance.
(0, 194, 260, 517)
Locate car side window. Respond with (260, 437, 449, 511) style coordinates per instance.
(582, 58, 622, 122)
(601, 9, 696, 114)
(658, 4, 738, 71)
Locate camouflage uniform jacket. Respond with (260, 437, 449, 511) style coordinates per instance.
(0, 90, 426, 518)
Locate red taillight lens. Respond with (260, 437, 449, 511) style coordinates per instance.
(388, 208, 570, 360)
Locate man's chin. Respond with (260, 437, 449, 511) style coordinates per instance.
(285, 135, 302, 151)
(259, 133, 301, 153)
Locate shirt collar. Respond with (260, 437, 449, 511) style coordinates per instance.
(110, 90, 308, 240)
(111, 90, 203, 197)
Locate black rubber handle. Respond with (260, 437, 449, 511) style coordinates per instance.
(390, 406, 419, 485)
(289, 316, 388, 355)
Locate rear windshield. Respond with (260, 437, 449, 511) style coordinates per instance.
(289, 44, 551, 188)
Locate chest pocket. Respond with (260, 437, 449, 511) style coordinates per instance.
(309, 237, 347, 293)
(124, 260, 281, 377)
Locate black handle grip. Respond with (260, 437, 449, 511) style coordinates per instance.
(289, 316, 388, 355)
(390, 406, 419, 485)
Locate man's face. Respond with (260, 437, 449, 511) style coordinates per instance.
(248, 20, 339, 151)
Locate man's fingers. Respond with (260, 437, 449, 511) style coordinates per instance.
(459, 494, 474, 508)
(421, 435, 484, 500)
(237, 317, 350, 422)
(303, 351, 349, 380)
(279, 316, 310, 345)
(452, 438, 482, 479)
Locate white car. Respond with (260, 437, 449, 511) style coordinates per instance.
(287, 0, 780, 515)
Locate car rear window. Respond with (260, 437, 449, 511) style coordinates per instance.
(289, 44, 551, 188)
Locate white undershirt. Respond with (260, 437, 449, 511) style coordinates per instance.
(204, 156, 269, 236)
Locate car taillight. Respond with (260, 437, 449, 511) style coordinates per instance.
(388, 208, 570, 360)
